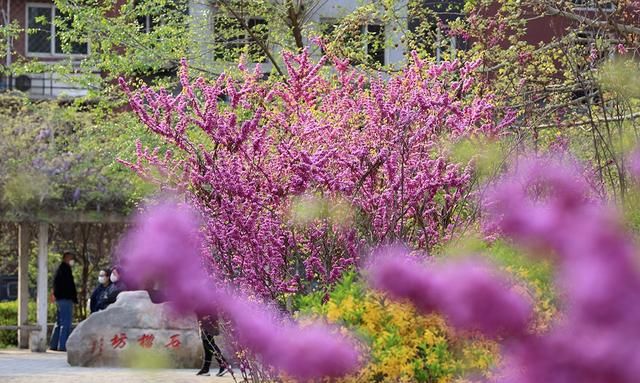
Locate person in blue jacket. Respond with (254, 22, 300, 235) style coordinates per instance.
(97, 267, 126, 311)
(89, 269, 111, 314)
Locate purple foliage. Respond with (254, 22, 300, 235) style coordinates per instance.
(629, 148, 640, 180)
(118, 201, 215, 314)
(226, 298, 360, 381)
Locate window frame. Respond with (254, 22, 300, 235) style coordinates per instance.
(137, 14, 154, 33)
(25, 2, 89, 58)
(318, 18, 388, 66)
(434, 26, 461, 63)
(570, 0, 615, 12)
(6, 281, 18, 299)
(363, 23, 386, 66)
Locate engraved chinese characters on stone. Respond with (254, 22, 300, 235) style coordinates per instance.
(110, 333, 127, 349)
(90, 337, 104, 355)
(165, 334, 181, 349)
(137, 333, 155, 349)
(67, 291, 203, 367)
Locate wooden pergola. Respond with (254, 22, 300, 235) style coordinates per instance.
(0, 210, 128, 351)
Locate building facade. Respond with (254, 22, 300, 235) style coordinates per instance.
(0, 0, 94, 98)
(1, 0, 621, 100)
(188, 0, 408, 73)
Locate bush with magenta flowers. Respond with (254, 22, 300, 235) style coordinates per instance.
(118, 201, 361, 381)
(121, 49, 514, 301)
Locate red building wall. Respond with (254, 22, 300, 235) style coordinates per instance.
(2, 0, 54, 60)
(1, 0, 125, 64)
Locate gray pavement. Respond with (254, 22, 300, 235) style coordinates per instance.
(0, 349, 238, 383)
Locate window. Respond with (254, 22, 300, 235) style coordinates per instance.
(134, 0, 188, 33)
(212, 16, 268, 63)
(137, 14, 155, 33)
(365, 24, 385, 66)
(412, 22, 465, 63)
(319, 19, 386, 66)
(574, 29, 607, 52)
(571, 0, 615, 11)
(7, 282, 18, 300)
(26, 4, 88, 55)
(409, 0, 466, 62)
(434, 27, 463, 63)
(319, 19, 337, 57)
(27, 6, 52, 53)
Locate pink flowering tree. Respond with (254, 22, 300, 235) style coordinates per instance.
(121, 50, 513, 301)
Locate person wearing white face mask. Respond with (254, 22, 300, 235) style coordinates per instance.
(89, 269, 111, 314)
(97, 267, 126, 311)
(50, 252, 78, 351)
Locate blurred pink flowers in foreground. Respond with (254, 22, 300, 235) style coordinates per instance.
(367, 246, 532, 339)
(118, 202, 360, 381)
(369, 156, 640, 383)
(117, 153, 640, 382)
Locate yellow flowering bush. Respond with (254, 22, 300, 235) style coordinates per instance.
(296, 273, 498, 383)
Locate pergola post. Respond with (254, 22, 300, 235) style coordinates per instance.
(17, 223, 30, 349)
(30, 222, 49, 352)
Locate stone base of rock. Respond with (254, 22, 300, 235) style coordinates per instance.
(66, 291, 208, 369)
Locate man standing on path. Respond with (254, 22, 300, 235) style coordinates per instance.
(49, 252, 78, 351)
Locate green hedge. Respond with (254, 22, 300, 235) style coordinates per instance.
(0, 301, 56, 348)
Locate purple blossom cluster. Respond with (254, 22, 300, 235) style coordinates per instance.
(367, 246, 532, 339)
(121, 50, 513, 298)
(486, 157, 640, 383)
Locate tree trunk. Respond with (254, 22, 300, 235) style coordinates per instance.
(78, 224, 91, 320)
(287, 2, 305, 52)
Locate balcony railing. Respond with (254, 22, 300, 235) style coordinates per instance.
(0, 72, 89, 99)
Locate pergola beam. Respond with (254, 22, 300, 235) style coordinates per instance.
(30, 222, 49, 352)
(0, 325, 42, 331)
(17, 223, 30, 349)
(0, 210, 130, 224)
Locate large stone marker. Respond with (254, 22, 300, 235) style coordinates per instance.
(66, 290, 203, 368)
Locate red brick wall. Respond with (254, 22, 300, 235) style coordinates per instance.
(1, 0, 126, 64)
(2, 0, 59, 62)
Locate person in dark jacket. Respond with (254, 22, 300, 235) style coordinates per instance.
(97, 267, 126, 311)
(196, 312, 229, 377)
(89, 269, 111, 314)
(49, 252, 78, 351)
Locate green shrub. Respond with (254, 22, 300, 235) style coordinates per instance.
(0, 301, 56, 348)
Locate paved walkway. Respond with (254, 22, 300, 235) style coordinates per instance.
(0, 349, 237, 383)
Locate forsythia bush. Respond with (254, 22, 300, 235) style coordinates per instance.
(297, 273, 498, 383)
